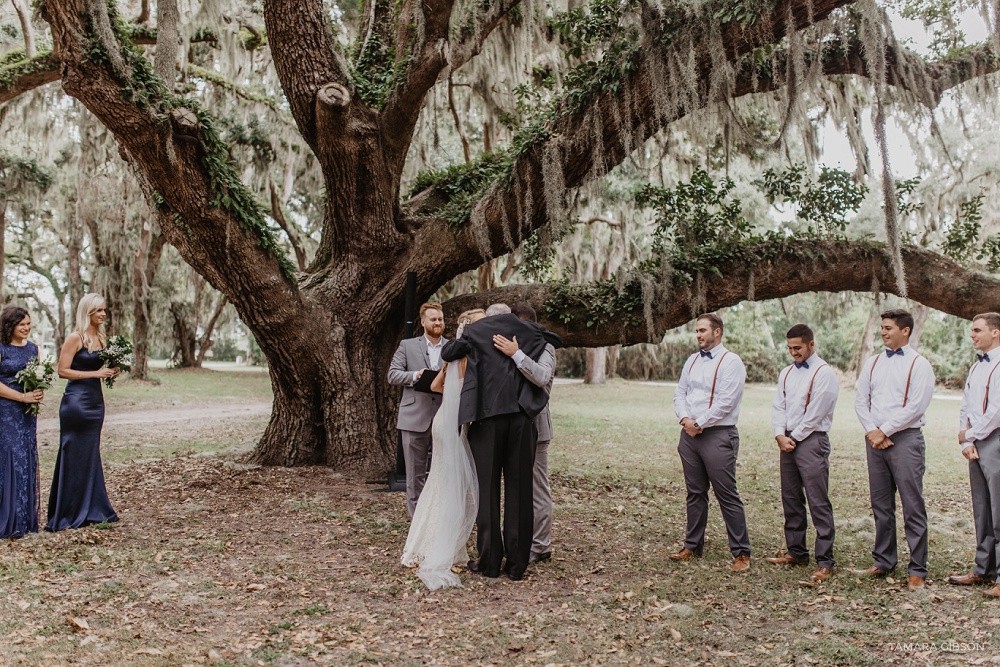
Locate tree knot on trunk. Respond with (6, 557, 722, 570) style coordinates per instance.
(316, 83, 351, 110)
(169, 107, 201, 136)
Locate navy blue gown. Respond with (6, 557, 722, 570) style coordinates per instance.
(0, 341, 40, 538)
(46, 347, 119, 531)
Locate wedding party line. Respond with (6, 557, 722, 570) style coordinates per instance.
(391, 304, 1000, 598)
(1, 294, 131, 539)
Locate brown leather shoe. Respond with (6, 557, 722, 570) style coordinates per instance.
(732, 554, 750, 572)
(669, 548, 698, 562)
(810, 566, 834, 583)
(984, 584, 1000, 598)
(907, 575, 925, 591)
(852, 565, 891, 578)
(765, 550, 809, 566)
(948, 572, 991, 586)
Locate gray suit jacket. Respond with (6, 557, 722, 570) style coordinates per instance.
(518, 343, 555, 442)
(388, 336, 446, 432)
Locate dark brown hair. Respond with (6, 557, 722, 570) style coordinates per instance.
(974, 312, 1000, 332)
(880, 308, 914, 335)
(0, 306, 29, 346)
(511, 303, 537, 322)
(697, 312, 724, 334)
(785, 323, 814, 343)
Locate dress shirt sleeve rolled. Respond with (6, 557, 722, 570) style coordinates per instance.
(878, 357, 935, 437)
(387, 341, 415, 386)
(966, 366, 1000, 443)
(673, 356, 694, 422)
(771, 368, 789, 437)
(790, 368, 839, 442)
(854, 355, 878, 433)
(695, 356, 746, 428)
(441, 337, 471, 362)
(517, 344, 555, 391)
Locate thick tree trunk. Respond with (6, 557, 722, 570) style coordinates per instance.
(194, 296, 228, 366)
(170, 302, 198, 368)
(855, 310, 879, 379)
(909, 302, 930, 350)
(607, 345, 619, 379)
(584, 347, 607, 384)
(131, 224, 166, 380)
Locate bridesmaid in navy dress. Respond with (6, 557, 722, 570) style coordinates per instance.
(0, 306, 45, 539)
(46, 293, 120, 531)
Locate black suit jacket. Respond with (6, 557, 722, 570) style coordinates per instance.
(441, 314, 562, 425)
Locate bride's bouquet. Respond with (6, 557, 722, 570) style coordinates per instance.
(98, 335, 134, 388)
(14, 356, 56, 416)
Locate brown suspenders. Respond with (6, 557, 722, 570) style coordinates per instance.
(708, 351, 731, 408)
(782, 362, 828, 413)
(683, 350, 732, 409)
(968, 360, 1000, 412)
(867, 352, 920, 409)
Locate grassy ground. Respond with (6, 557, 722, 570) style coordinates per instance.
(1, 371, 996, 666)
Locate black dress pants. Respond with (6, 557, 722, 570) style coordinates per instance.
(468, 412, 536, 578)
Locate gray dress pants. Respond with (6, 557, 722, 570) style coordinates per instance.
(532, 439, 553, 555)
(402, 426, 432, 517)
(865, 427, 928, 577)
(677, 426, 750, 557)
(969, 429, 1000, 583)
(779, 431, 835, 568)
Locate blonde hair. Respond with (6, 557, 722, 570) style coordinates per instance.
(457, 309, 486, 327)
(76, 293, 107, 352)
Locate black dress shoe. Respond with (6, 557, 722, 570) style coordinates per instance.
(506, 570, 525, 581)
(467, 559, 481, 573)
(529, 551, 551, 564)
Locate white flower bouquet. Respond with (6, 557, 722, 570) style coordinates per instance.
(14, 356, 56, 416)
(98, 335, 134, 388)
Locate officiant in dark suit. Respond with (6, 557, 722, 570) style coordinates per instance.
(441, 305, 562, 580)
(388, 303, 447, 517)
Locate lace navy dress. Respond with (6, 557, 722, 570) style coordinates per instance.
(0, 341, 40, 539)
(46, 346, 118, 531)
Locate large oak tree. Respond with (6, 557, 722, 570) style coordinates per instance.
(9, 0, 1000, 473)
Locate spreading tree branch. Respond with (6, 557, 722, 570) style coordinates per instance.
(441, 241, 1000, 346)
(262, 0, 353, 150)
(269, 179, 308, 271)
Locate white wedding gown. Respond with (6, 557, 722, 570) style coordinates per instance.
(400, 359, 479, 589)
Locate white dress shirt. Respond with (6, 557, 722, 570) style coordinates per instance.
(412, 335, 445, 382)
(673, 343, 747, 428)
(959, 351, 1000, 448)
(854, 345, 935, 436)
(772, 353, 840, 441)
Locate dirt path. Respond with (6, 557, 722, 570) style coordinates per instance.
(36, 402, 273, 434)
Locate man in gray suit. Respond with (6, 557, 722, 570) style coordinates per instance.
(496, 303, 556, 564)
(387, 303, 447, 517)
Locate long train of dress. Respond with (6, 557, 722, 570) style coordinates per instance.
(400, 361, 478, 589)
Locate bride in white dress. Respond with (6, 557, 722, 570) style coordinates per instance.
(400, 311, 483, 589)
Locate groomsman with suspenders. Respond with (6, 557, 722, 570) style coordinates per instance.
(768, 324, 840, 583)
(949, 312, 1000, 598)
(854, 309, 935, 591)
(670, 313, 752, 572)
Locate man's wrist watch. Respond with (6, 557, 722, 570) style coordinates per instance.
(692, 421, 700, 429)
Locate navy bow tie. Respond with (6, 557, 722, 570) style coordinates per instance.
(794, 361, 809, 369)
(980, 353, 992, 363)
(700, 349, 713, 359)
(886, 348, 904, 358)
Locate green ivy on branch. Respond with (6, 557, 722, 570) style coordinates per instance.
(78, 0, 297, 279)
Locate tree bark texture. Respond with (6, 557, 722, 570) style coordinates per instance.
(584, 347, 607, 385)
(442, 243, 1000, 347)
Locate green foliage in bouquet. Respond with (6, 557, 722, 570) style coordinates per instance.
(99, 336, 134, 388)
(14, 356, 56, 416)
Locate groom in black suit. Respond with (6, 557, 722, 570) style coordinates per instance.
(442, 308, 562, 580)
